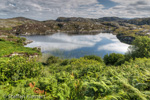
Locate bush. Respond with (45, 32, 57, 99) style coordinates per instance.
(32, 47, 41, 52)
(60, 58, 77, 66)
(126, 36, 150, 59)
(104, 53, 125, 65)
(46, 56, 60, 65)
(16, 37, 26, 44)
(0, 56, 42, 82)
(114, 58, 126, 66)
(60, 59, 70, 66)
(83, 55, 103, 62)
(0, 38, 5, 41)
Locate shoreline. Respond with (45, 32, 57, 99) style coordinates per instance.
(21, 31, 134, 45)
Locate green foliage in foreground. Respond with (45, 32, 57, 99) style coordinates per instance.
(46, 56, 60, 65)
(83, 55, 103, 63)
(104, 53, 125, 65)
(127, 36, 150, 59)
(0, 56, 150, 100)
(0, 36, 150, 100)
(0, 57, 42, 83)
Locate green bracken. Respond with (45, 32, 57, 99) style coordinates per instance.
(0, 35, 150, 100)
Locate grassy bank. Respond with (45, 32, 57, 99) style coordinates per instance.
(0, 34, 41, 57)
(0, 40, 41, 57)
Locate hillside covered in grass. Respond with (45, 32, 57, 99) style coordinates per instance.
(0, 34, 41, 57)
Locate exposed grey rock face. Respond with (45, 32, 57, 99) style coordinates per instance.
(24, 39, 33, 45)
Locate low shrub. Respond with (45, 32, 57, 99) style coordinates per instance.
(60, 59, 70, 66)
(83, 55, 103, 62)
(16, 37, 26, 45)
(46, 56, 60, 65)
(114, 58, 126, 66)
(0, 38, 5, 41)
(104, 53, 125, 65)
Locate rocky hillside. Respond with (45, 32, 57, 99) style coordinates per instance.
(9, 17, 133, 36)
(1, 17, 150, 44)
(0, 17, 37, 28)
(56, 17, 126, 22)
(56, 17, 97, 22)
(11, 21, 113, 35)
(0, 17, 38, 34)
(126, 18, 150, 25)
(98, 17, 125, 22)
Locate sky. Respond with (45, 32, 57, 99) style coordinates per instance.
(0, 0, 150, 20)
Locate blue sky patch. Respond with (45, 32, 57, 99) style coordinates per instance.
(97, 0, 118, 9)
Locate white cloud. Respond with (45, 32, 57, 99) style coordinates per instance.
(109, 0, 150, 18)
(98, 43, 129, 53)
(25, 33, 102, 51)
(0, 0, 150, 20)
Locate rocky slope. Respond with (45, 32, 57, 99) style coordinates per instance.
(1, 17, 150, 44)
(12, 22, 115, 35)
(0, 17, 38, 28)
(9, 17, 131, 36)
(126, 18, 150, 25)
(98, 17, 126, 22)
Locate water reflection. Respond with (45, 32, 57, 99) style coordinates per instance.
(24, 33, 129, 58)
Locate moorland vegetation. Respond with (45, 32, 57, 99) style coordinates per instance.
(0, 34, 150, 100)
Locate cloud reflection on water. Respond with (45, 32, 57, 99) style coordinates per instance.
(25, 33, 130, 58)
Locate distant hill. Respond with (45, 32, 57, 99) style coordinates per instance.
(126, 18, 150, 25)
(8, 17, 39, 22)
(56, 17, 126, 22)
(98, 17, 126, 22)
(0, 17, 38, 30)
(56, 17, 97, 22)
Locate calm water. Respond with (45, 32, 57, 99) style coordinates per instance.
(24, 33, 129, 58)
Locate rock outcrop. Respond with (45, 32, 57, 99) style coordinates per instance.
(117, 34, 135, 44)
